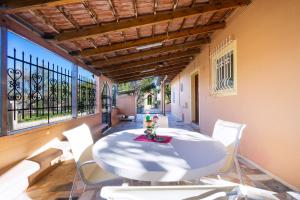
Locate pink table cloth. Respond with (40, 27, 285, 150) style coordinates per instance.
(134, 134, 172, 143)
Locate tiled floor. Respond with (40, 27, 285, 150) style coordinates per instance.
(23, 114, 299, 200)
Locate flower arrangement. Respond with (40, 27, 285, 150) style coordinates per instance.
(144, 114, 158, 140)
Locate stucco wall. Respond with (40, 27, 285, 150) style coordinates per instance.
(0, 114, 101, 171)
(117, 94, 137, 116)
(171, 0, 300, 189)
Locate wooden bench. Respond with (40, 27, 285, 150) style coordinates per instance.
(27, 148, 63, 185)
(0, 148, 63, 199)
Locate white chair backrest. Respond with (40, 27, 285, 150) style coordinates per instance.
(158, 115, 169, 128)
(212, 119, 246, 155)
(63, 124, 93, 163)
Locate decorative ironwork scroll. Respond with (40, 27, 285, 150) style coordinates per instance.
(7, 48, 72, 131)
(7, 68, 22, 101)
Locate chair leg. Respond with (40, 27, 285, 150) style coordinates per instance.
(82, 183, 87, 193)
(234, 156, 244, 185)
(69, 170, 78, 200)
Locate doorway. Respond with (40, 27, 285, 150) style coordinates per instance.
(191, 73, 199, 125)
(101, 83, 112, 127)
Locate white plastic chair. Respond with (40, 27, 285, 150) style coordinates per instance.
(157, 115, 169, 128)
(63, 124, 119, 199)
(100, 183, 279, 200)
(211, 119, 246, 183)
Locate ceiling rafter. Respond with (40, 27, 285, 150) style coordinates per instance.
(154, 0, 158, 15)
(116, 70, 182, 82)
(107, 0, 119, 22)
(28, 9, 60, 33)
(0, 0, 83, 14)
(82, 1, 100, 25)
(193, 14, 202, 27)
(106, 60, 191, 77)
(51, 0, 250, 41)
(115, 71, 182, 82)
(56, 6, 79, 29)
(87, 38, 98, 48)
(173, 0, 179, 10)
(109, 66, 187, 81)
(99, 49, 199, 72)
(76, 23, 222, 57)
(132, 0, 138, 18)
(93, 39, 207, 67)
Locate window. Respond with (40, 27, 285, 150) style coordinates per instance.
(5, 31, 97, 132)
(112, 84, 117, 107)
(147, 94, 152, 105)
(6, 31, 73, 131)
(77, 72, 96, 116)
(172, 90, 175, 103)
(210, 39, 237, 96)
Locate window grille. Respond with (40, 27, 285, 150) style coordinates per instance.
(7, 48, 72, 131)
(147, 94, 152, 105)
(172, 90, 175, 103)
(102, 83, 111, 126)
(112, 84, 117, 107)
(210, 39, 237, 96)
(77, 75, 96, 116)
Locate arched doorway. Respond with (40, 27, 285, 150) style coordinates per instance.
(102, 83, 111, 127)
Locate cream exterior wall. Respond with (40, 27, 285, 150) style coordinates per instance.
(117, 94, 137, 117)
(171, 0, 300, 189)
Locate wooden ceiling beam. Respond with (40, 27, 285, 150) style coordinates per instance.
(48, 0, 250, 41)
(116, 70, 182, 83)
(93, 39, 207, 67)
(105, 60, 190, 77)
(108, 63, 188, 78)
(76, 22, 224, 57)
(113, 66, 185, 80)
(0, 0, 84, 14)
(100, 49, 198, 72)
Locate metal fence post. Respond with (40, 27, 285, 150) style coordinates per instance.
(72, 64, 78, 118)
(95, 75, 101, 114)
(0, 27, 8, 136)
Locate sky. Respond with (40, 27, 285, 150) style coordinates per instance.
(7, 31, 93, 79)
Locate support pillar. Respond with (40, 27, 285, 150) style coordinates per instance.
(0, 27, 8, 136)
(71, 64, 78, 118)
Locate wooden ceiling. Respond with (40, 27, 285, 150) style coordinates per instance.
(0, 0, 250, 82)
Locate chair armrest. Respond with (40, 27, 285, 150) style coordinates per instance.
(79, 160, 96, 168)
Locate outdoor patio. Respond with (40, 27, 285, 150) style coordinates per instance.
(0, 0, 300, 199)
(20, 114, 295, 200)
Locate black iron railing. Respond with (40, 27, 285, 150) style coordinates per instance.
(77, 75, 96, 116)
(7, 48, 96, 131)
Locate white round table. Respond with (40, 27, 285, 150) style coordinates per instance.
(93, 128, 227, 182)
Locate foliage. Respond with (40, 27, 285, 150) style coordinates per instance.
(118, 77, 160, 108)
(165, 83, 171, 104)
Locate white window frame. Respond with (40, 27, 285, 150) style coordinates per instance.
(172, 90, 175, 103)
(210, 39, 237, 96)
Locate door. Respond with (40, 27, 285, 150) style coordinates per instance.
(194, 74, 199, 124)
